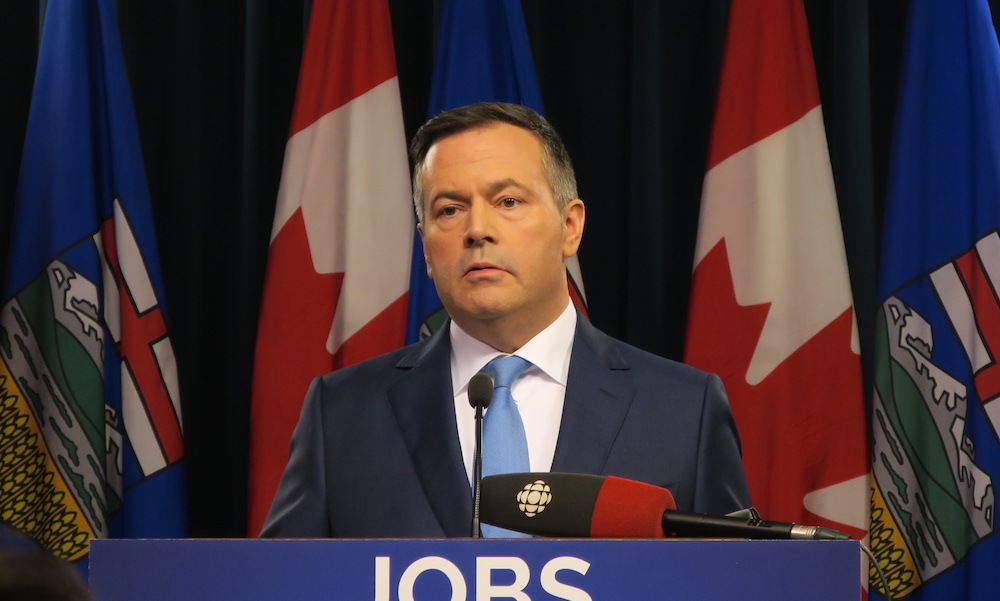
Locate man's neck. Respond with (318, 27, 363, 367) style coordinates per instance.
(453, 298, 571, 353)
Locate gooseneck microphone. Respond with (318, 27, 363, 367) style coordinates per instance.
(480, 472, 851, 541)
(468, 372, 494, 538)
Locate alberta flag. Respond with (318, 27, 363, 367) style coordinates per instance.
(870, 0, 1000, 599)
(406, 0, 586, 343)
(0, 0, 186, 570)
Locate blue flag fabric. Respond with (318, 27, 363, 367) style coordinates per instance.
(405, 0, 546, 343)
(0, 0, 187, 572)
(870, 1, 1000, 599)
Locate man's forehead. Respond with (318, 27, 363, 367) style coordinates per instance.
(425, 123, 542, 163)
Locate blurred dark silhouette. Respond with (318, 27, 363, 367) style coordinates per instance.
(0, 522, 92, 601)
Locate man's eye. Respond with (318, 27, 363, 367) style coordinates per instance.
(500, 197, 519, 208)
(439, 206, 459, 216)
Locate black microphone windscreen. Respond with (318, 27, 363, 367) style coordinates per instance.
(481, 473, 676, 538)
(480, 473, 604, 537)
(468, 372, 494, 409)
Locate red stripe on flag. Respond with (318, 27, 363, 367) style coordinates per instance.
(248, 209, 342, 532)
(288, 0, 399, 136)
(100, 218, 185, 463)
(705, 0, 821, 170)
(954, 249, 1000, 403)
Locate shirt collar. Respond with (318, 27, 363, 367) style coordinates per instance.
(450, 300, 577, 396)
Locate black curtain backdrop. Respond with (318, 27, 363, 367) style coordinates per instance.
(2, 0, 986, 537)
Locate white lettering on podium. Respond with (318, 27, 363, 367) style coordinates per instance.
(373, 555, 592, 601)
(540, 557, 592, 601)
(398, 557, 467, 601)
(476, 557, 531, 601)
(375, 557, 391, 601)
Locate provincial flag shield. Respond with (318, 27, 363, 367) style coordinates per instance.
(869, 1, 1000, 599)
(0, 0, 186, 569)
(684, 0, 869, 543)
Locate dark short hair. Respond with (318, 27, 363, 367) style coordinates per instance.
(409, 102, 578, 222)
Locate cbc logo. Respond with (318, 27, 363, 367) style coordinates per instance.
(517, 480, 552, 518)
(374, 555, 592, 601)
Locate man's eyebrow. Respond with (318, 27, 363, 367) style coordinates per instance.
(429, 179, 528, 206)
(485, 179, 528, 196)
(428, 190, 469, 209)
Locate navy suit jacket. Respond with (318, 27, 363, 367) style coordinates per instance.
(261, 315, 751, 538)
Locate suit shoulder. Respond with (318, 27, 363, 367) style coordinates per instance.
(314, 337, 431, 391)
(583, 323, 716, 385)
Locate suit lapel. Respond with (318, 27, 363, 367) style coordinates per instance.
(384, 316, 632, 534)
(387, 324, 472, 536)
(552, 316, 635, 475)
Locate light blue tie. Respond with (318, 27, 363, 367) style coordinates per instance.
(481, 354, 532, 538)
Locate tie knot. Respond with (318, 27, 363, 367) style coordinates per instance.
(484, 355, 532, 389)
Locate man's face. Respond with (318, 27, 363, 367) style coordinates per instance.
(417, 123, 584, 344)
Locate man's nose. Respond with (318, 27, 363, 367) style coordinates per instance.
(464, 201, 497, 247)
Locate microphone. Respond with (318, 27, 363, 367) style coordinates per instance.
(468, 372, 494, 538)
(480, 472, 851, 541)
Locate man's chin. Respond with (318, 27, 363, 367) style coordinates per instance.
(448, 298, 518, 324)
(459, 306, 510, 322)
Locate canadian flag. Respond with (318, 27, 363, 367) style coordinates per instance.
(247, 0, 412, 535)
(684, 0, 868, 538)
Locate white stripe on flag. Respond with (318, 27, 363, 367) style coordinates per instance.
(975, 232, 1000, 291)
(113, 199, 157, 313)
(271, 78, 413, 353)
(152, 337, 182, 432)
(930, 262, 990, 372)
(802, 474, 869, 531)
(696, 106, 856, 384)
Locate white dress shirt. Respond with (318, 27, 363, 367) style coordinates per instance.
(451, 300, 577, 486)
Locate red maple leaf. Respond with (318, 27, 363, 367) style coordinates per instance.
(686, 240, 868, 535)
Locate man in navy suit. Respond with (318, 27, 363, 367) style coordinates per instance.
(261, 102, 750, 537)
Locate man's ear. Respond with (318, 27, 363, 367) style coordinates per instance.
(561, 198, 585, 258)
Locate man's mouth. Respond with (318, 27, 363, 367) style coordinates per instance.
(465, 262, 504, 275)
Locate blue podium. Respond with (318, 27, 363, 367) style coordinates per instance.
(90, 538, 860, 600)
